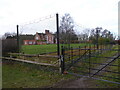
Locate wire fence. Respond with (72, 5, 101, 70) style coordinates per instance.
(16, 13, 92, 56)
(18, 14, 58, 55)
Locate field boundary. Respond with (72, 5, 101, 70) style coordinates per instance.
(8, 53, 59, 58)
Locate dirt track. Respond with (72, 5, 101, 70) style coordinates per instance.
(52, 77, 99, 88)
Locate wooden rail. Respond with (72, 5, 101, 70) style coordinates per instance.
(8, 53, 59, 58)
(2, 57, 58, 67)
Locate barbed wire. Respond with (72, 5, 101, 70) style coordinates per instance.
(20, 13, 56, 28)
(19, 13, 95, 35)
(74, 23, 91, 30)
(19, 13, 56, 34)
(59, 14, 93, 29)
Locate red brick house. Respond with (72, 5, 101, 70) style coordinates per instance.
(35, 30, 54, 44)
(24, 30, 56, 45)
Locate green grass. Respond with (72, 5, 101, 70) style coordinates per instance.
(21, 43, 89, 54)
(21, 44, 57, 54)
(2, 61, 75, 88)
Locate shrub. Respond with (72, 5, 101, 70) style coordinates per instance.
(2, 39, 18, 56)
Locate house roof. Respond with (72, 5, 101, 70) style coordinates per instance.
(36, 31, 55, 36)
(37, 33, 46, 36)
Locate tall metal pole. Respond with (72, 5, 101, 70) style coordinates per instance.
(17, 25, 19, 53)
(56, 13, 60, 56)
(96, 27, 99, 49)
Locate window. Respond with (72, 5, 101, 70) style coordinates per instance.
(25, 41, 27, 45)
(29, 41, 32, 44)
(46, 36, 48, 41)
(36, 36, 39, 40)
(33, 41, 36, 44)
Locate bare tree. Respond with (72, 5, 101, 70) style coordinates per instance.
(59, 13, 78, 44)
(4, 32, 17, 39)
(77, 28, 91, 43)
(89, 27, 115, 45)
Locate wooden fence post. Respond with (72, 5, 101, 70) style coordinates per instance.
(60, 46, 65, 74)
(71, 47, 73, 64)
(94, 44, 95, 54)
(89, 45, 91, 77)
(100, 44, 102, 54)
(79, 46, 81, 59)
(85, 46, 86, 59)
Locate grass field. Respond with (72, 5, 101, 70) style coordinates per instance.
(21, 43, 89, 54)
(2, 61, 76, 88)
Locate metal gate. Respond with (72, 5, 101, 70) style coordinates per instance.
(60, 44, 120, 85)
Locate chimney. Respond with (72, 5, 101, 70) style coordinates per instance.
(45, 30, 49, 34)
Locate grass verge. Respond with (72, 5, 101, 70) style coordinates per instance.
(2, 60, 76, 88)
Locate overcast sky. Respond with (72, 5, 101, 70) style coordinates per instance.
(0, 0, 119, 36)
